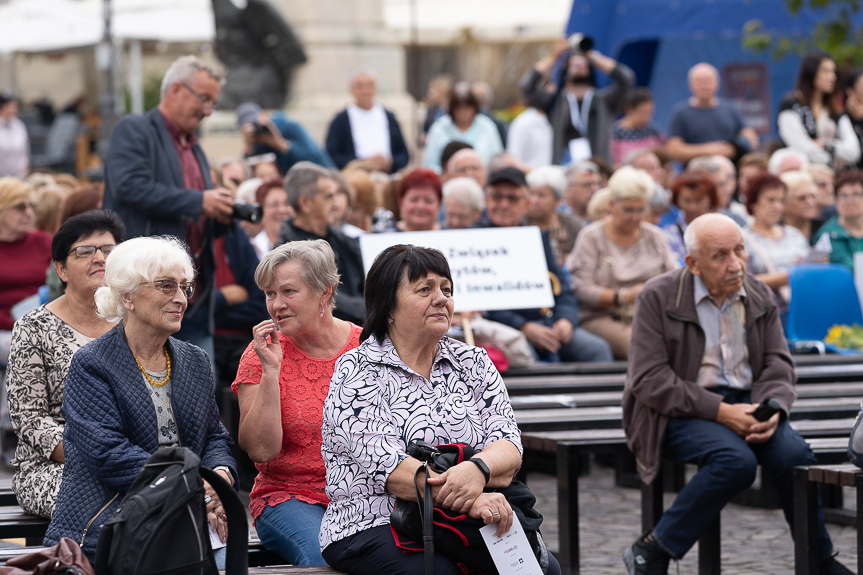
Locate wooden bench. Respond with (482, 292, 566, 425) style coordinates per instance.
(515, 396, 863, 432)
(521, 429, 852, 575)
(794, 463, 863, 575)
(0, 536, 287, 568)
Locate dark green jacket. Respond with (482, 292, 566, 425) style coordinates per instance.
(812, 215, 862, 271)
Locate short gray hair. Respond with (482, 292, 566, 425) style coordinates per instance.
(284, 162, 334, 210)
(683, 212, 741, 256)
(443, 177, 485, 212)
(565, 160, 600, 182)
(255, 240, 341, 309)
(647, 182, 670, 213)
(607, 166, 654, 203)
(621, 149, 656, 167)
(526, 165, 567, 200)
(217, 157, 251, 180)
(768, 148, 810, 175)
(160, 56, 223, 100)
(94, 236, 194, 323)
(687, 155, 720, 175)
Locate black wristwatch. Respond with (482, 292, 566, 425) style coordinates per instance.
(469, 457, 491, 485)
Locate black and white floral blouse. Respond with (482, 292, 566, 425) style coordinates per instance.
(319, 334, 522, 550)
(6, 305, 93, 518)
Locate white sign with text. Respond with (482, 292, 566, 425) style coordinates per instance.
(359, 227, 554, 313)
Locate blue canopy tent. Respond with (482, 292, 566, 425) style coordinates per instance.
(564, 0, 853, 139)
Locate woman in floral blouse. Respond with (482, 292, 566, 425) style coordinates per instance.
(233, 240, 361, 565)
(6, 210, 124, 518)
(320, 244, 561, 575)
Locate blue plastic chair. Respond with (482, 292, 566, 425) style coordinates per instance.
(785, 264, 863, 346)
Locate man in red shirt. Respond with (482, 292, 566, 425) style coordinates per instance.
(103, 56, 239, 359)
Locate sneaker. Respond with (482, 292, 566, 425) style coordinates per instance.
(820, 553, 854, 575)
(623, 532, 671, 575)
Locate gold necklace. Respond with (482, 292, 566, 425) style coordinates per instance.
(133, 347, 171, 387)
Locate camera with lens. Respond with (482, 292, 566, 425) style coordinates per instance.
(232, 200, 263, 224)
(567, 33, 594, 55)
(251, 121, 270, 136)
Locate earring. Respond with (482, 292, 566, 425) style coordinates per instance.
(319, 305, 325, 319)
(388, 317, 393, 324)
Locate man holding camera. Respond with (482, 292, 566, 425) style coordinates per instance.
(237, 101, 334, 175)
(520, 36, 634, 165)
(104, 55, 245, 357)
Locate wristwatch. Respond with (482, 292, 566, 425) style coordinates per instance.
(469, 457, 491, 485)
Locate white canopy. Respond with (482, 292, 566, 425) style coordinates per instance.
(0, 0, 215, 55)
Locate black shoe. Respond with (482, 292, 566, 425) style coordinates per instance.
(623, 532, 671, 575)
(820, 553, 855, 575)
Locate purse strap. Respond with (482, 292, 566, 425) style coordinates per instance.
(413, 464, 435, 575)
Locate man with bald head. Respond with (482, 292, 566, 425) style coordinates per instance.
(621, 214, 850, 574)
(447, 148, 487, 187)
(666, 63, 760, 163)
(325, 70, 409, 174)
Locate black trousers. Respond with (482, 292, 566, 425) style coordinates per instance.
(323, 524, 561, 575)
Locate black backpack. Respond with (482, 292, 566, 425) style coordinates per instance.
(94, 447, 248, 575)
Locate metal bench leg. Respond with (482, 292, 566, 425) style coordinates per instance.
(557, 442, 580, 575)
(641, 466, 664, 534)
(794, 467, 819, 575)
(698, 514, 720, 575)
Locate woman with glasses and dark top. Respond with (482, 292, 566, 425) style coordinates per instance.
(813, 170, 863, 270)
(6, 210, 125, 518)
(44, 236, 237, 562)
(0, 178, 52, 363)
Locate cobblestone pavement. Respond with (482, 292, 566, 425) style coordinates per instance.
(528, 462, 858, 574)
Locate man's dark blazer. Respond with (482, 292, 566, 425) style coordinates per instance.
(103, 107, 226, 332)
(104, 108, 213, 239)
(324, 107, 409, 173)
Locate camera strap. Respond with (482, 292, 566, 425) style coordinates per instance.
(565, 88, 594, 136)
(413, 464, 435, 575)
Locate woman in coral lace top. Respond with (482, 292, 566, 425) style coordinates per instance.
(233, 240, 361, 565)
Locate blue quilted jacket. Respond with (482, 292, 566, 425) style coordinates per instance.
(44, 324, 237, 558)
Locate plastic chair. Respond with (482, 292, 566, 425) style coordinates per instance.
(785, 264, 863, 346)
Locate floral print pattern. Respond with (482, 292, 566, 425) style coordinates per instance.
(319, 335, 522, 549)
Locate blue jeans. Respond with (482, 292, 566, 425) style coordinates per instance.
(256, 499, 327, 565)
(653, 388, 832, 560)
(531, 327, 614, 363)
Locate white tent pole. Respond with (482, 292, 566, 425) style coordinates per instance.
(129, 40, 143, 114)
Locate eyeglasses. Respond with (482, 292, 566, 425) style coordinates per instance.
(181, 82, 217, 112)
(69, 244, 115, 258)
(837, 192, 863, 202)
(487, 192, 526, 204)
(141, 279, 195, 299)
(618, 206, 648, 216)
(11, 201, 33, 211)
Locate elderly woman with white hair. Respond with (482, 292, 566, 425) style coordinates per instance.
(442, 177, 485, 229)
(526, 165, 583, 264)
(565, 166, 677, 359)
(44, 236, 237, 561)
(780, 170, 820, 240)
(233, 239, 361, 565)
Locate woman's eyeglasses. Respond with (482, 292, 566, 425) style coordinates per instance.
(142, 280, 195, 299)
(69, 244, 115, 258)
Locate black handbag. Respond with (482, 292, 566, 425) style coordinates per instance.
(389, 441, 549, 575)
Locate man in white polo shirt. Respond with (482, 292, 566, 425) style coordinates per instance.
(0, 93, 29, 178)
(325, 70, 409, 174)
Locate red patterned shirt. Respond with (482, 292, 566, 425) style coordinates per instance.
(232, 323, 362, 520)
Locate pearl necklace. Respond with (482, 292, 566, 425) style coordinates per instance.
(133, 347, 171, 387)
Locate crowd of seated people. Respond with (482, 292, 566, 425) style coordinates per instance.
(4, 42, 863, 575)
